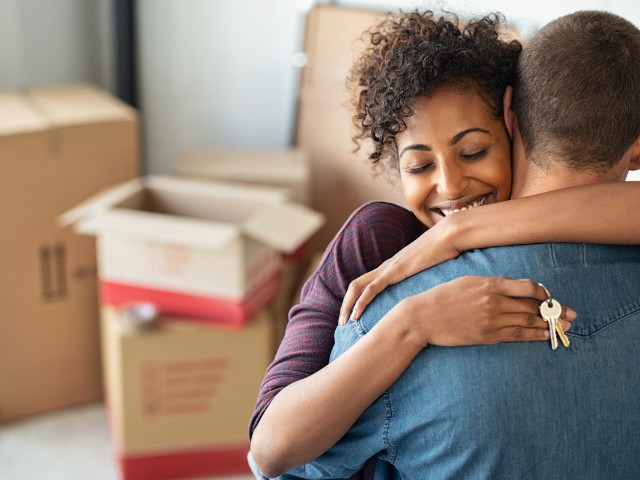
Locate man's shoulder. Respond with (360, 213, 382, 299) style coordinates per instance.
(461, 242, 640, 267)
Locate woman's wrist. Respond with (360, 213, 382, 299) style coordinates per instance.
(391, 296, 432, 349)
(439, 209, 471, 253)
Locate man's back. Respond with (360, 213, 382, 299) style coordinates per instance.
(312, 243, 640, 479)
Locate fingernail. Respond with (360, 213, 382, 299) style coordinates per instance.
(338, 313, 346, 325)
(565, 308, 577, 320)
(563, 320, 572, 331)
(543, 330, 550, 338)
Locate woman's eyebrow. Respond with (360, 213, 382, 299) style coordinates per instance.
(399, 143, 431, 158)
(450, 128, 490, 145)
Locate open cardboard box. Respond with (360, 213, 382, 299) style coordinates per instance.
(59, 176, 324, 327)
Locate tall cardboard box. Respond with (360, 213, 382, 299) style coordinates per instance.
(296, 5, 407, 248)
(0, 84, 139, 422)
(102, 307, 275, 479)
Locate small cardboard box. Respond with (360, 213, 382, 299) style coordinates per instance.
(0, 84, 139, 422)
(101, 306, 275, 480)
(60, 176, 325, 327)
(175, 148, 311, 205)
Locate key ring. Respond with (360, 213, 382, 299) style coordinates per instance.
(538, 283, 553, 307)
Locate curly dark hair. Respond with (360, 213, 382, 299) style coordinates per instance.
(349, 10, 522, 173)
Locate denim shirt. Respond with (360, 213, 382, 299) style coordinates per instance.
(272, 243, 640, 480)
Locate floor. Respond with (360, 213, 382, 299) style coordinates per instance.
(0, 403, 254, 480)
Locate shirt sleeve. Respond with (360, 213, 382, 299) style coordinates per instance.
(248, 202, 424, 438)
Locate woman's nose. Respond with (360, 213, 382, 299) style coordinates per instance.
(435, 162, 468, 199)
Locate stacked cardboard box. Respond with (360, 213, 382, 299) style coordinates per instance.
(61, 170, 324, 479)
(102, 306, 275, 480)
(174, 148, 319, 342)
(0, 84, 139, 422)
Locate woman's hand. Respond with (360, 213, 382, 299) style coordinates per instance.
(393, 276, 576, 348)
(340, 217, 460, 325)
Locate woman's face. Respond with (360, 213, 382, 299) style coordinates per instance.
(396, 87, 512, 228)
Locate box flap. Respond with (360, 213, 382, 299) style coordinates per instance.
(0, 92, 49, 136)
(24, 83, 137, 127)
(242, 202, 325, 254)
(57, 178, 144, 228)
(76, 209, 240, 250)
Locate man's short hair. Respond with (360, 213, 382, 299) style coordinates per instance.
(514, 11, 640, 173)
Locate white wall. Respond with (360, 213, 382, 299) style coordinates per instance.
(137, 0, 305, 174)
(0, 0, 114, 92)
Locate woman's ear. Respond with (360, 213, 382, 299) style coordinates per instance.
(502, 86, 514, 139)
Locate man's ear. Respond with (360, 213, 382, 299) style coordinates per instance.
(502, 86, 515, 139)
(629, 137, 640, 171)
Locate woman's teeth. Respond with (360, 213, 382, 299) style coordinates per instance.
(440, 196, 487, 217)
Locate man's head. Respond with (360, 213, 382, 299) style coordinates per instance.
(512, 11, 640, 179)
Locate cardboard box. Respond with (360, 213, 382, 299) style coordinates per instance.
(60, 176, 325, 327)
(296, 5, 407, 248)
(102, 306, 275, 480)
(0, 84, 139, 422)
(175, 148, 311, 205)
(174, 148, 316, 337)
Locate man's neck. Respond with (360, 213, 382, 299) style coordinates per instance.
(508, 133, 625, 198)
(511, 165, 604, 198)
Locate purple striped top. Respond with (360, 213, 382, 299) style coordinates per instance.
(249, 201, 424, 437)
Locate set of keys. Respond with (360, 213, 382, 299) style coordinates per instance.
(538, 284, 570, 350)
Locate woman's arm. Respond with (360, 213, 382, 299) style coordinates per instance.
(341, 181, 640, 323)
(450, 182, 640, 251)
(251, 276, 562, 478)
(250, 202, 424, 475)
(248, 202, 424, 439)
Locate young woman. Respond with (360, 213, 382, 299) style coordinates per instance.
(250, 10, 640, 479)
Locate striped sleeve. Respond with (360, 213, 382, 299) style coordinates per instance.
(249, 201, 424, 438)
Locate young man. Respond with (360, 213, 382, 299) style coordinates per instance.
(269, 10, 640, 479)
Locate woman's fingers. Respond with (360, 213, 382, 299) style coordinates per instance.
(494, 325, 550, 343)
(561, 306, 578, 322)
(492, 277, 549, 301)
(338, 267, 380, 325)
(340, 258, 407, 324)
(489, 277, 578, 328)
(351, 279, 385, 321)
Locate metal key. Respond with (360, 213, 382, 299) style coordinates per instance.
(555, 316, 571, 348)
(540, 298, 561, 350)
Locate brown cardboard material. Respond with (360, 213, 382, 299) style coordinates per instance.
(59, 176, 325, 326)
(175, 148, 311, 205)
(0, 84, 139, 422)
(101, 307, 274, 478)
(296, 5, 407, 248)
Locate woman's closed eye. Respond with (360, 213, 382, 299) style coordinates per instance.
(405, 162, 435, 175)
(460, 148, 489, 161)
